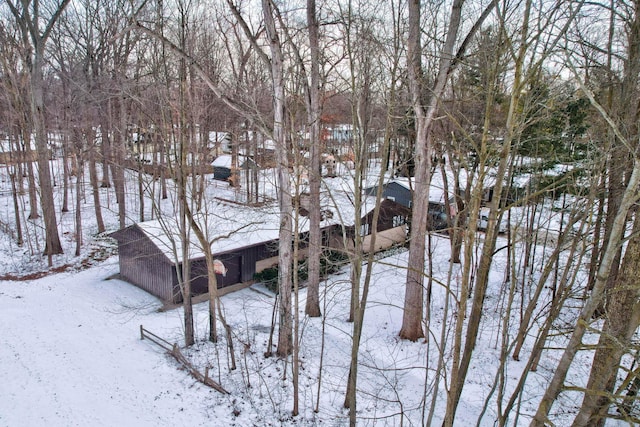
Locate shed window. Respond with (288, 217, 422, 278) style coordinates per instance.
(392, 215, 406, 228)
(360, 223, 370, 236)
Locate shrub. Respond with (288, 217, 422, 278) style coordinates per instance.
(253, 250, 349, 294)
(254, 267, 279, 292)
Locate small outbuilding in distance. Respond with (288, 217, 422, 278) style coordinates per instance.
(212, 154, 258, 183)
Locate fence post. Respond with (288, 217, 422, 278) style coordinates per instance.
(140, 325, 144, 340)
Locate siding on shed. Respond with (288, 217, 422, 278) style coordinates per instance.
(165, 239, 281, 303)
(365, 182, 412, 208)
(211, 240, 279, 284)
(214, 252, 242, 287)
(110, 226, 174, 301)
(213, 166, 232, 181)
(191, 261, 211, 294)
(324, 202, 409, 254)
(360, 199, 410, 233)
(246, 240, 279, 276)
(382, 182, 413, 207)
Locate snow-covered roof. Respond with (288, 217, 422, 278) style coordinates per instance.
(134, 200, 342, 264)
(212, 155, 233, 168)
(365, 166, 468, 204)
(136, 207, 280, 264)
(135, 166, 458, 264)
(212, 155, 258, 169)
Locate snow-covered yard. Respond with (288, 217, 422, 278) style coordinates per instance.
(0, 241, 499, 426)
(0, 160, 633, 426)
(0, 262, 222, 426)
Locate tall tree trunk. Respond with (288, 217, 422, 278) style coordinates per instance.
(10, 168, 24, 246)
(602, 0, 640, 312)
(158, 135, 168, 200)
(31, 51, 63, 259)
(114, 96, 127, 229)
(206, 251, 219, 343)
(401, 0, 467, 341)
(25, 143, 40, 220)
(61, 138, 70, 213)
(178, 147, 195, 349)
(178, 7, 194, 348)
(138, 168, 145, 222)
(262, 0, 293, 357)
(88, 144, 105, 234)
(100, 106, 113, 189)
(304, 0, 322, 318)
(74, 150, 83, 257)
(399, 0, 429, 342)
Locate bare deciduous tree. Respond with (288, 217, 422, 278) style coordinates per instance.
(261, 0, 294, 357)
(6, 0, 70, 262)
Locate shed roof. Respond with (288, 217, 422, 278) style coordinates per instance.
(212, 155, 233, 168)
(211, 154, 258, 169)
(134, 208, 280, 264)
(124, 198, 344, 265)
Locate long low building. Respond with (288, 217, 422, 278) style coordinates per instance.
(109, 189, 412, 304)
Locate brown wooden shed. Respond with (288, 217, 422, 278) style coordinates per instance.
(109, 218, 281, 304)
(351, 198, 410, 253)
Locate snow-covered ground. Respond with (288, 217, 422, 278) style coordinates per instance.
(0, 263, 222, 426)
(0, 242, 493, 426)
(0, 158, 632, 426)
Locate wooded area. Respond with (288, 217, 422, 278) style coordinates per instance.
(1, 0, 640, 425)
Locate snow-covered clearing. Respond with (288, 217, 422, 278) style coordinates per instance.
(0, 159, 632, 426)
(0, 244, 487, 426)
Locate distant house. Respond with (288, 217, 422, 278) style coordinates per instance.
(364, 179, 456, 231)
